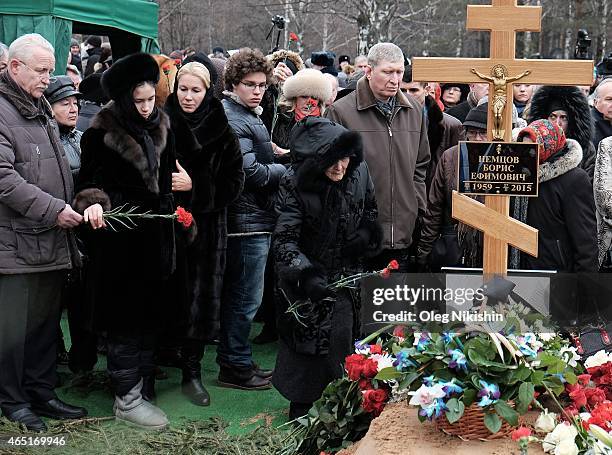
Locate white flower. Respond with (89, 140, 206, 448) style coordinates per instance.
(355, 344, 370, 355)
(554, 438, 579, 455)
(535, 410, 558, 433)
(579, 412, 592, 422)
(413, 332, 422, 347)
(559, 346, 581, 368)
(543, 423, 578, 453)
(538, 332, 556, 342)
(585, 350, 612, 369)
(408, 384, 446, 407)
(370, 353, 395, 372)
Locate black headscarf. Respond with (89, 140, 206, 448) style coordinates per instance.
(114, 83, 161, 177)
(166, 67, 215, 129)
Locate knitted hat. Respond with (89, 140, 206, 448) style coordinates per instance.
(70, 38, 79, 48)
(518, 119, 566, 163)
(85, 36, 102, 48)
(463, 102, 488, 130)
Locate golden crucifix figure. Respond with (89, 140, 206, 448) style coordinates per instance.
(470, 64, 531, 140)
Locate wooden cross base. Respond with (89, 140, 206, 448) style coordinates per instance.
(452, 191, 538, 277)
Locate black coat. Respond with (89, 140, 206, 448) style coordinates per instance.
(521, 140, 598, 273)
(272, 117, 382, 403)
(273, 118, 381, 355)
(592, 106, 612, 151)
(222, 97, 286, 233)
(73, 104, 176, 333)
(165, 95, 245, 341)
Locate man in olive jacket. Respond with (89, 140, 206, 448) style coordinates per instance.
(0, 34, 86, 432)
(326, 43, 430, 270)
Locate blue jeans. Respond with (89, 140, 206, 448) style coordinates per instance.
(216, 234, 271, 369)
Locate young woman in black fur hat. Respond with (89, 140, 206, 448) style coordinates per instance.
(161, 61, 244, 407)
(272, 117, 382, 420)
(73, 53, 179, 430)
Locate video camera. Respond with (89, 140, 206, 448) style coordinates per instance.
(574, 28, 592, 60)
(271, 15, 286, 30)
(597, 52, 612, 78)
(266, 15, 287, 53)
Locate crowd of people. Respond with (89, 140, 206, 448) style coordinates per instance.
(0, 32, 612, 433)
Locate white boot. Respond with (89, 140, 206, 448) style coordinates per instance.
(114, 379, 169, 430)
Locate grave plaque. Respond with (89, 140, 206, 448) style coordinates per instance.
(457, 141, 539, 197)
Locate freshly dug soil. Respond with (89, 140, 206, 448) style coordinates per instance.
(338, 402, 546, 455)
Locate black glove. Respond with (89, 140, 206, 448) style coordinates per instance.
(301, 272, 335, 302)
(341, 228, 370, 258)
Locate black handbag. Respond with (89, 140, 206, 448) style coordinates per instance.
(569, 322, 612, 357)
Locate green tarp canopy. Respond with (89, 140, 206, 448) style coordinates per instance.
(0, 0, 160, 75)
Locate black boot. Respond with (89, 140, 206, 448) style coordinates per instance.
(180, 341, 210, 406)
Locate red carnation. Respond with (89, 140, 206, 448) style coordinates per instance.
(393, 325, 405, 339)
(511, 427, 531, 441)
(567, 383, 587, 409)
(175, 206, 193, 228)
(162, 63, 171, 75)
(174, 58, 182, 66)
(369, 344, 383, 355)
(388, 259, 400, 270)
(289, 32, 299, 42)
(380, 268, 391, 278)
(578, 374, 592, 386)
(585, 387, 607, 407)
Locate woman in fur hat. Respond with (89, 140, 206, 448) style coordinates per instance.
(271, 68, 333, 160)
(526, 85, 595, 181)
(272, 117, 382, 420)
(514, 119, 597, 272)
(161, 61, 244, 407)
(74, 53, 179, 430)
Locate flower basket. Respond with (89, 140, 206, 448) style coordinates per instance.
(434, 403, 516, 441)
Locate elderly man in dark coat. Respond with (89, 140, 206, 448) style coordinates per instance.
(0, 33, 87, 432)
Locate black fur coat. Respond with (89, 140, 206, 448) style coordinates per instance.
(74, 103, 176, 333)
(165, 95, 245, 342)
(527, 85, 595, 181)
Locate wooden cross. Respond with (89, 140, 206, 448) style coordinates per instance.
(412, 0, 593, 277)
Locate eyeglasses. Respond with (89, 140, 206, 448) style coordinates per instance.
(240, 81, 268, 91)
(466, 129, 488, 140)
(18, 60, 54, 79)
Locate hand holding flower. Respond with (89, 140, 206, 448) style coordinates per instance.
(83, 203, 106, 230)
